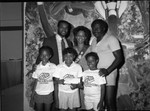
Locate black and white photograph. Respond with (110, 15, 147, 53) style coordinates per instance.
(0, 1, 150, 111)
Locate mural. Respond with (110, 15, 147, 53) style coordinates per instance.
(24, 1, 150, 111)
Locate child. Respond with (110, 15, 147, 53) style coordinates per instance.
(32, 46, 57, 111)
(53, 47, 83, 111)
(82, 52, 106, 111)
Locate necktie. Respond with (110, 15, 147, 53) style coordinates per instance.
(61, 38, 65, 52)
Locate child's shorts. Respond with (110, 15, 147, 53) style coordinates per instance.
(58, 90, 80, 109)
(84, 95, 100, 111)
(34, 91, 53, 104)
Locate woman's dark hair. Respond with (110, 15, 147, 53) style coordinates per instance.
(57, 20, 72, 38)
(91, 19, 108, 34)
(85, 52, 99, 61)
(73, 26, 91, 46)
(62, 47, 78, 60)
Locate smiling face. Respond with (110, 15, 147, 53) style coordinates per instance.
(63, 53, 75, 67)
(86, 56, 99, 70)
(58, 22, 69, 38)
(40, 50, 51, 65)
(92, 23, 104, 40)
(75, 30, 86, 44)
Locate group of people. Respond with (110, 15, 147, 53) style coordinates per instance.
(29, 2, 124, 111)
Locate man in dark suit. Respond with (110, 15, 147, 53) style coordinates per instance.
(36, 2, 73, 65)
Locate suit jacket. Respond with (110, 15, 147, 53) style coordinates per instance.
(36, 5, 73, 65)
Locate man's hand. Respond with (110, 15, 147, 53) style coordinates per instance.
(37, 2, 43, 5)
(99, 68, 109, 77)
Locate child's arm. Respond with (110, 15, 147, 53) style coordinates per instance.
(78, 77, 84, 89)
(31, 78, 38, 92)
(53, 77, 59, 108)
(26, 64, 37, 77)
(54, 78, 64, 85)
(97, 84, 106, 110)
(70, 77, 84, 90)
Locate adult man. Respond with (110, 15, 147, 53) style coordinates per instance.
(36, 2, 73, 65)
(91, 19, 124, 111)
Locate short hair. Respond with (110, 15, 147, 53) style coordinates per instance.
(91, 19, 108, 34)
(57, 20, 72, 38)
(85, 52, 99, 61)
(73, 26, 91, 46)
(62, 47, 78, 59)
(39, 46, 54, 57)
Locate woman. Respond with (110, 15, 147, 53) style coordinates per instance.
(73, 26, 92, 110)
(73, 26, 92, 71)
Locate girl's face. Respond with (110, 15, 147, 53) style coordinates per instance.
(75, 30, 86, 44)
(86, 56, 98, 70)
(63, 53, 74, 67)
(40, 50, 51, 65)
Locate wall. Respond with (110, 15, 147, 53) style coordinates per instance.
(0, 2, 22, 61)
(0, 3, 23, 88)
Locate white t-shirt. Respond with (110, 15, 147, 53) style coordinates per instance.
(32, 62, 56, 95)
(91, 32, 120, 69)
(53, 62, 83, 93)
(82, 69, 106, 96)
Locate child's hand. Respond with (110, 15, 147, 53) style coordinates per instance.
(97, 102, 105, 111)
(59, 79, 64, 85)
(70, 84, 77, 90)
(32, 64, 37, 72)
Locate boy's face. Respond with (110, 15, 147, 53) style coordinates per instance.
(64, 53, 74, 66)
(58, 22, 69, 38)
(40, 50, 51, 65)
(86, 56, 98, 70)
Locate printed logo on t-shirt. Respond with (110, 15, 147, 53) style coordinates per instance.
(84, 76, 98, 87)
(38, 73, 52, 84)
(63, 74, 75, 79)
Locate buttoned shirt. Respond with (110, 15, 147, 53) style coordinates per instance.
(56, 34, 69, 64)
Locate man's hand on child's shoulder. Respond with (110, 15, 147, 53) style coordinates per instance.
(99, 68, 109, 77)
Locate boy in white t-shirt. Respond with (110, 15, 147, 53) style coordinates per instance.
(53, 47, 83, 111)
(82, 52, 106, 111)
(32, 46, 57, 111)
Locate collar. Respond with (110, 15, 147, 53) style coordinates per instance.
(56, 34, 62, 41)
(95, 29, 111, 42)
(39, 61, 50, 67)
(62, 61, 75, 68)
